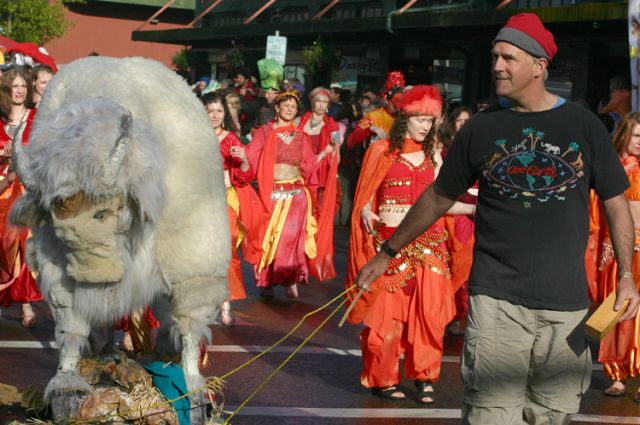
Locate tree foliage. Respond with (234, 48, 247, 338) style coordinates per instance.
(172, 47, 197, 73)
(0, 0, 83, 45)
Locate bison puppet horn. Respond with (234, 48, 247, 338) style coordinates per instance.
(10, 121, 36, 191)
(100, 105, 131, 190)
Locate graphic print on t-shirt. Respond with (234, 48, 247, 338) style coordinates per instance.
(483, 128, 584, 208)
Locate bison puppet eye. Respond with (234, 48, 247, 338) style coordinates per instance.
(93, 210, 109, 220)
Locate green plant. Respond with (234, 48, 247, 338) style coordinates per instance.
(225, 45, 244, 70)
(171, 47, 196, 73)
(303, 39, 337, 73)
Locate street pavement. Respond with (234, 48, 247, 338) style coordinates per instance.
(1, 225, 640, 424)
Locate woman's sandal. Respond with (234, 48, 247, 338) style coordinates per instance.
(371, 386, 406, 400)
(604, 382, 626, 397)
(21, 303, 36, 328)
(220, 300, 236, 326)
(415, 380, 435, 404)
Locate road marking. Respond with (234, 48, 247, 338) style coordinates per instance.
(0, 340, 57, 349)
(222, 407, 640, 423)
(0, 341, 604, 371)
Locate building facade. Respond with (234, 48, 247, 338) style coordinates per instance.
(44, 0, 194, 67)
(133, 0, 629, 108)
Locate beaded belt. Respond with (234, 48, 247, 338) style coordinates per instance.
(374, 228, 450, 293)
(599, 227, 640, 271)
(271, 181, 304, 201)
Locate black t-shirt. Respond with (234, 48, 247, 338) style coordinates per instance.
(435, 102, 629, 311)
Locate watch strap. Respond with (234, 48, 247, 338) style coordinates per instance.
(380, 240, 398, 258)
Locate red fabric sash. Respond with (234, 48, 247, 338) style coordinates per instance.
(300, 112, 340, 282)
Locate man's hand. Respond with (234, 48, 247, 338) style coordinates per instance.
(616, 275, 640, 321)
(355, 252, 390, 292)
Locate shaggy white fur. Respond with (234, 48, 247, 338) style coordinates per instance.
(9, 57, 230, 417)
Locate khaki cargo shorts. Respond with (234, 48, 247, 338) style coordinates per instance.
(461, 294, 592, 413)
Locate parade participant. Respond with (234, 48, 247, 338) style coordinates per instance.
(599, 75, 631, 131)
(256, 58, 283, 126)
(202, 92, 254, 324)
(441, 106, 472, 150)
(31, 64, 53, 108)
(345, 85, 474, 403)
(355, 13, 640, 424)
(234, 67, 256, 102)
(299, 87, 343, 281)
(246, 91, 333, 298)
(225, 91, 245, 139)
(346, 71, 405, 149)
(0, 67, 41, 327)
(593, 112, 640, 400)
(440, 105, 475, 336)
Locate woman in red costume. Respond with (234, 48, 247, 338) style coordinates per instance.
(246, 92, 334, 298)
(346, 71, 404, 150)
(440, 106, 475, 336)
(299, 87, 342, 282)
(345, 86, 474, 403)
(202, 91, 254, 324)
(0, 67, 41, 327)
(593, 112, 640, 399)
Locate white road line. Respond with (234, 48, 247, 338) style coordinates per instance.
(223, 407, 640, 423)
(0, 340, 57, 349)
(0, 341, 605, 371)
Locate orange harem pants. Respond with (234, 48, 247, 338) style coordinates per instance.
(227, 198, 246, 301)
(598, 238, 640, 381)
(360, 267, 455, 388)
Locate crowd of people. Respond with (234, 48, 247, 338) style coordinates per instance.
(1, 12, 640, 425)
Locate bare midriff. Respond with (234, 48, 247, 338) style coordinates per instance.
(274, 163, 302, 181)
(379, 207, 412, 228)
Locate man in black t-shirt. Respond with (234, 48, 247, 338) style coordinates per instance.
(355, 13, 640, 424)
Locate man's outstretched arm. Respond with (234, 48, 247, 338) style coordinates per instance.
(602, 193, 640, 321)
(356, 184, 457, 290)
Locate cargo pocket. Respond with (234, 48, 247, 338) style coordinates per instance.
(461, 326, 479, 394)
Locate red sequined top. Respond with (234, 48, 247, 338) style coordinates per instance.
(378, 153, 435, 208)
(246, 123, 318, 184)
(274, 130, 305, 167)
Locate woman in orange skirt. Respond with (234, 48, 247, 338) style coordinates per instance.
(594, 112, 640, 400)
(345, 86, 474, 403)
(202, 92, 254, 324)
(0, 67, 42, 327)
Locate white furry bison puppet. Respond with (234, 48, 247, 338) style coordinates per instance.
(9, 57, 229, 420)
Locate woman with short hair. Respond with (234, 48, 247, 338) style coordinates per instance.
(299, 87, 342, 282)
(246, 91, 334, 298)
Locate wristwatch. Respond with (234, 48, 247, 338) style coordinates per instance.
(620, 271, 634, 280)
(380, 240, 398, 258)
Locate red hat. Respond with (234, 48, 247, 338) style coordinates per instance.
(383, 70, 405, 101)
(494, 13, 557, 61)
(396, 85, 442, 118)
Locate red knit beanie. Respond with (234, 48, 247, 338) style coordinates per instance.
(494, 13, 557, 61)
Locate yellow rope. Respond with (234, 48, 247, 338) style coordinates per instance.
(219, 288, 350, 380)
(222, 296, 348, 424)
(66, 287, 355, 424)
